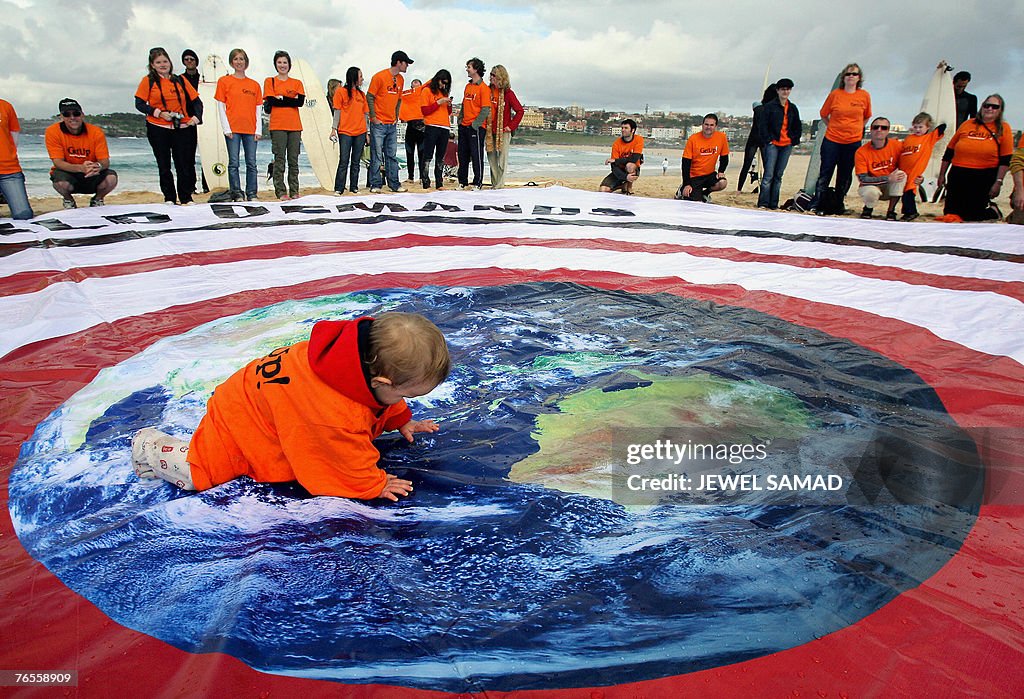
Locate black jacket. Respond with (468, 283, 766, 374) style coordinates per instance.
(758, 100, 802, 147)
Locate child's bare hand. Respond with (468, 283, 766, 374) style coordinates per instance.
(380, 473, 413, 502)
(399, 419, 440, 443)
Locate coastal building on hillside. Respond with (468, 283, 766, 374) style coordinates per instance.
(650, 127, 686, 141)
(568, 104, 585, 117)
(519, 109, 545, 128)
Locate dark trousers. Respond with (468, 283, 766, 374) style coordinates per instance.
(147, 122, 198, 204)
(901, 190, 918, 217)
(419, 126, 449, 188)
(404, 122, 424, 180)
(738, 131, 763, 190)
(813, 137, 860, 208)
(944, 165, 999, 221)
(457, 123, 485, 187)
(271, 130, 301, 198)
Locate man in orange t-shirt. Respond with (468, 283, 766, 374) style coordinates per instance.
(44, 98, 118, 208)
(599, 119, 644, 194)
(0, 98, 33, 219)
(367, 50, 412, 193)
(676, 114, 730, 202)
(854, 117, 905, 219)
(458, 57, 491, 189)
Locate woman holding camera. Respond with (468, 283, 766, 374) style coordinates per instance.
(134, 47, 203, 205)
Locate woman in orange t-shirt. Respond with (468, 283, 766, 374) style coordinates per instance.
(214, 48, 262, 201)
(812, 63, 871, 213)
(134, 47, 202, 205)
(937, 94, 1014, 221)
(263, 50, 305, 200)
(418, 69, 453, 190)
(330, 66, 369, 194)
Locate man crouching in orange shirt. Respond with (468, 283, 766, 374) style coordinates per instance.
(131, 312, 450, 502)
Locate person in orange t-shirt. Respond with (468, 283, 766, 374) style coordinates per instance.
(896, 112, 946, 221)
(263, 50, 306, 200)
(331, 66, 370, 194)
(0, 98, 33, 219)
(677, 114, 730, 202)
(854, 117, 905, 220)
(131, 313, 450, 502)
(400, 79, 424, 183)
(134, 47, 202, 205)
(418, 69, 454, 190)
(937, 93, 1014, 221)
(458, 57, 492, 189)
(367, 50, 412, 193)
(599, 119, 644, 194)
(215, 48, 263, 201)
(811, 63, 871, 214)
(45, 98, 118, 208)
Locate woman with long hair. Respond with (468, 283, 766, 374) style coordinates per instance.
(937, 94, 1014, 221)
(134, 47, 203, 205)
(263, 50, 306, 200)
(484, 65, 524, 189)
(811, 62, 871, 214)
(418, 69, 453, 190)
(331, 66, 369, 194)
(214, 48, 262, 201)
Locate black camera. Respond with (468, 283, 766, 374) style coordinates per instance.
(165, 111, 185, 129)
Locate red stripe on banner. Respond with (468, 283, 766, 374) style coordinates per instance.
(3, 233, 1023, 302)
(1, 268, 1022, 697)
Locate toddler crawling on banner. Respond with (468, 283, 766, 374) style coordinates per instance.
(131, 312, 450, 501)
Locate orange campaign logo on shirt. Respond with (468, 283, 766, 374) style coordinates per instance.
(399, 88, 423, 122)
(460, 82, 491, 126)
(821, 88, 872, 145)
(419, 85, 452, 128)
(947, 120, 1014, 170)
(44, 122, 110, 169)
(611, 135, 645, 164)
(683, 131, 729, 178)
(898, 129, 942, 192)
(855, 139, 903, 177)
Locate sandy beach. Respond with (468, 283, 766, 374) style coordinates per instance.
(19, 152, 1012, 222)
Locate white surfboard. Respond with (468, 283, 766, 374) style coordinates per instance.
(802, 70, 846, 197)
(291, 58, 339, 191)
(918, 65, 957, 202)
(198, 55, 230, 191)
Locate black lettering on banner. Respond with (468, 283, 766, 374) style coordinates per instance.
(0, 223, 33, 236)
(281, 205, 331, 215)
(473, 205, 523, 214)
(591, 208, 635, 217)
(417, 201, 463, 212)
(255, 346, 291, 388)
(533, 205, 580, 216)
(335, 202, 409, 213)
(103, 212, 172, 225)
(211, 204, 271, 219)
(33, 219, 106, 232)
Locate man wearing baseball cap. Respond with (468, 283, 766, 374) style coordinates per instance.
(44, 98, 118, 208)
(366, 50, 413, 193)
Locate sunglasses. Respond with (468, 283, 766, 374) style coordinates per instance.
(982, 103, 1002, 109)
(62, 110, 82, 117)
(844, 72, 860, 77)
(183, 56, 198, 62)
(871, 124, 890, 131)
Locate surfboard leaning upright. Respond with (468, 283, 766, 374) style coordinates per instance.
(290, 59, 339, 191)
(918, 65, 957, 202)
(197, 56, 230, 191)
(801, 70, 846, 198)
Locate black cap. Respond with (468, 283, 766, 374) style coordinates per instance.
(776, 78, 794, 89)
(58, 98, 82, 114)
(391, 50, 414, 65)
(182, 49, 199, 62)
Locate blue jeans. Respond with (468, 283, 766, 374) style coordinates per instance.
(335, 133, 366, 192)
(757, 143, 792, 209)
(0, 171, 33, 219)
(226, 133, 258, 197)
(369, 122, 399, 190)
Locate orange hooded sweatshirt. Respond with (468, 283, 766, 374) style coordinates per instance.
(188, 317, 413, 497)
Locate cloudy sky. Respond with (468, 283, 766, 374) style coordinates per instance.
(4, 0, 1023, 125)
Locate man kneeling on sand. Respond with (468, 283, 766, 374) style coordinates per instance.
(44, 98, 118, 208)
(854, 116, 905, 220)
(676, 113, 730, 202)
(599, 119, 644, 194)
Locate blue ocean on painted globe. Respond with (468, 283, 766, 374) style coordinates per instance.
(8, 283, 982, 692)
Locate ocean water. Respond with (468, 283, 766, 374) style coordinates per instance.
(15, 134, 610, 197)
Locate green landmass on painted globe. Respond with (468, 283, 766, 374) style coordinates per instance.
(508, 369, 816, 502)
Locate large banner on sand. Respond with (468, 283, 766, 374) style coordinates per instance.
(2, 187, 1022, 696)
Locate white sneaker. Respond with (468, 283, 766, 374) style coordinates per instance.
(89, 196, 105, 207)
(369, 187, 382, 194)
(165, 200, 176, 206)
(474, 185, 484, 191)
(62, 198, 77, 209)
(391, 186, 408, 193)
